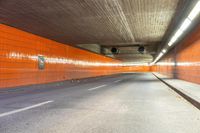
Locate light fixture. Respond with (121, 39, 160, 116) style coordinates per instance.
(168, 41, 173, 46)
(168, 36, 177, 46)
(168, 27, 184, 47)
(179, 18, 192, 31)
(157, 52, 164, 58)
(162, 49, 167, 53)
(160, 52, 164, 56)
(174, 29, 183, 39)
(188, 0, 200, 20)
(151, 0, 200, 65)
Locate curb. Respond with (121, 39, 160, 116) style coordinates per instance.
(152, 73, 200, 110)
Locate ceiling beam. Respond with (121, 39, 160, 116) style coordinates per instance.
(101, 42, 160, 48)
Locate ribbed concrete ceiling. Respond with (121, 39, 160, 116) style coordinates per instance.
(0, 0, 187, 63)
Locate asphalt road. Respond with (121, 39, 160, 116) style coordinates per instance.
(0, 73, 200, 133)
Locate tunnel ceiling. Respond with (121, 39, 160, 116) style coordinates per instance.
(1, 0, 188, 63)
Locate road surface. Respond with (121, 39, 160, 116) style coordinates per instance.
(0, 73, 200, 133)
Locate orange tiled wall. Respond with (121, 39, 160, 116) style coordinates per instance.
(0, 24, 150, 88)
(155, 23, 200, 84)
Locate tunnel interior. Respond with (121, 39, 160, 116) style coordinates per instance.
(1, 0, 200, 87)
(0, 0, 200, 132)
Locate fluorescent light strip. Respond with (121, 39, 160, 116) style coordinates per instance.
(180, 18, 192, 31)
(188, 0, 200, 20)
(168, 41, 173, 46)
(162, 49, 166, 53)
(168, 26, 184, 46)
(158, 52, 164, 57)
(151, 0, 200, 65)
(151, 52, 165, 65)
(174, 29, 183, 39)
(168, 36, 176, 46)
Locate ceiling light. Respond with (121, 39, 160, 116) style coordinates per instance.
(162, 49, 166, 53)
(168, 41, 173, 46)
(188, 0, 200, 20)
(179, 18, 192, 31)
(158, 52, 164, 58)
(151, 0, 200, 65)
(169, 36, 177, 45)
(174, 29, 183, 39)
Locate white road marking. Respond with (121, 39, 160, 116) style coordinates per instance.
(0, 100, 53, 118)
(114, 80, 121, 83)
(88, 85, 107, 91)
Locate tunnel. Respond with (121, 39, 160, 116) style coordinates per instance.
(0, 0, 200, 132)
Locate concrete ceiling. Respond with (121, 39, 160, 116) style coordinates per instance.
(0, 0, 189, 63)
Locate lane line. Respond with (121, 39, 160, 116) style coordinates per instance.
(88, 85, 107, 91)
(114, 80, 121, 83)
(0, 100, 53, 118)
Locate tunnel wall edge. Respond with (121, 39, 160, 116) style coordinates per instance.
(155, 23, 200, 84)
